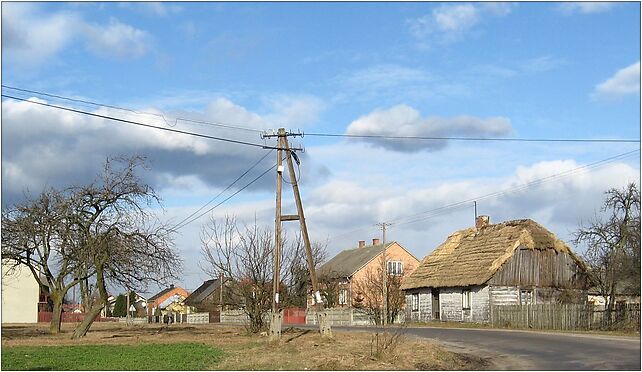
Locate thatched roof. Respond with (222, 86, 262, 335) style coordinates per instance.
(401, 219, 584, 290)
(319, 242, 396, 278)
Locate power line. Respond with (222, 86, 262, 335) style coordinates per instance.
(172, 162, 278, 231)
(1, 85, 263, 133)
(2, 94, 282, 150)
(390, 148, 640, 228)
(4, 86, 639, 145)
(325, 148, 640, 241)
(305, 132, 640, 144)
(171, 150, 274, 231)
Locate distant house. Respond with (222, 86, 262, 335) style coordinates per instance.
(401, 217, 590, 323)
(317, 239, 419, 308)
(587, 284, 641, 309)
(184, 278, 238, 312)
(147, 285, 189, 318)
(1, 260, 41, 323)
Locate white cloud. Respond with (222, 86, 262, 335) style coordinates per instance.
(345, 104, 512, 152)
(1, 94, 327, 205)
(2, 3, 151, 65)
(559, 2, 616, 14)
(342, 65, 431, 90)
(83, 19, 150, 59)
(593, 61, 641, 100)
(301, 155, 639, 259)
(262, 95, 326, 128)
(141, 2, 182, 17)
(407, 3, 513, 45)
(1, 3, 80, 65)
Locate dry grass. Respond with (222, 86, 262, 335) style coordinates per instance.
(2, 323, 491, 370)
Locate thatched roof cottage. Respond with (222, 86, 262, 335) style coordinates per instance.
(400, 216, 589, 323)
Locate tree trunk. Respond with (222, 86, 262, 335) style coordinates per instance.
(80, 277, 91, 313)
(72, 266, 107, 339)
(49, 293, 63, 334)
(71, 301, 104, 339)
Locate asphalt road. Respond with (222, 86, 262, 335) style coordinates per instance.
(301, 325, 641, 370)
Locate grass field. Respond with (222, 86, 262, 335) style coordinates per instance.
(1, 343, 223, 370)
(1, 323, 490, 370)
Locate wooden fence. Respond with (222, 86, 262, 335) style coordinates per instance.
(491, 303, 640, 331)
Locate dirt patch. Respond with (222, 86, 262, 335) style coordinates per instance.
(2, 323, 491, 370)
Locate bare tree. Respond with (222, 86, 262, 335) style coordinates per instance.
(282, 237, 327, 307)
(2, 189, 92, 334)
(351, 257, 405, 325)
(200, 215, 273, 333)
(69, 156, 181, 338)
(200, 215, 326, 332)
(575, 182, 640, 320)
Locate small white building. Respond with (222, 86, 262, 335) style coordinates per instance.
(2, 260, 40, 323)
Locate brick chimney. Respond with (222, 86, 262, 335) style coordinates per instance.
(476, 215, 490, 230)
(372, 238, 380, 246)
(358, 240, 366, 248)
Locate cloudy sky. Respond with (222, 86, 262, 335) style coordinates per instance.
(2, 2, 640, 295)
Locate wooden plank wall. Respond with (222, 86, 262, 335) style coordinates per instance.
(488, 248, 588, 289)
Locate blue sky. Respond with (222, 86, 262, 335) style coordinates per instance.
(2, 1, 640, 295)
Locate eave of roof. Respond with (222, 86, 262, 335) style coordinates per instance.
(319, 241, 398, 278)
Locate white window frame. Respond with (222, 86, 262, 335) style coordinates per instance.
(338, 288, 348, 305)
(520, 289, 533, 305)
(462, 289, 471, 310)
(387, 261, 403, 276)
(411, 293, 419, 312)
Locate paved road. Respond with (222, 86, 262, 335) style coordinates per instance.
(300, 325, 640, 370)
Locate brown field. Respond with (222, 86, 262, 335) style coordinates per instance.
(1, 323, 492, 370)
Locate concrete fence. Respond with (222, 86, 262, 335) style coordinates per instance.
(116, 317, 148, 324)
(187, 313, 210, 324)
(306, 308, 404, 326)
(220, 310, 250, 324)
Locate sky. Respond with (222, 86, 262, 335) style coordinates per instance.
(2, 1, 640, 296)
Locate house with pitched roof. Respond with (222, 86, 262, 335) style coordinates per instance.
(401, 216, 590, 323)
(184, 277, 242, 312)
(317, 239, 419, 308)
(147, 284, 189, 319)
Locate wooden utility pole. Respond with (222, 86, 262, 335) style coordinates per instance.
(265, 128, 332, 339)
(283, 135, 331, 337)
(269, 129, 285, 341)
(126, 288, 131, 326)
(376, 222, 391, 326)
(219, 272, 224, 312)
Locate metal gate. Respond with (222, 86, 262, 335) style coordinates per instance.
(283, 307, 306, 325)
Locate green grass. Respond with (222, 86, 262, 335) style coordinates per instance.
(1, 343, 224, 370)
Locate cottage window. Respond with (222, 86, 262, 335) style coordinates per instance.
(338, 289, 348, 305)
(462, 289, 471, 310)
(520, 289, 533, 305)
(387, 261, 403, 275)
(411, 293, 419, 312)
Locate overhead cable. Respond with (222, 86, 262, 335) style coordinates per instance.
(325, 148, 640, 241)
(172, 162, 278, 231)
(1, 85, 263, 133)
(171, 150, 274, 231)
(305, 132, 640, 144)
(1, 94, 281, 150)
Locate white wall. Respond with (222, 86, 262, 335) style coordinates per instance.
(405, 288, 433, 322)
(2, 262, 40, 323)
